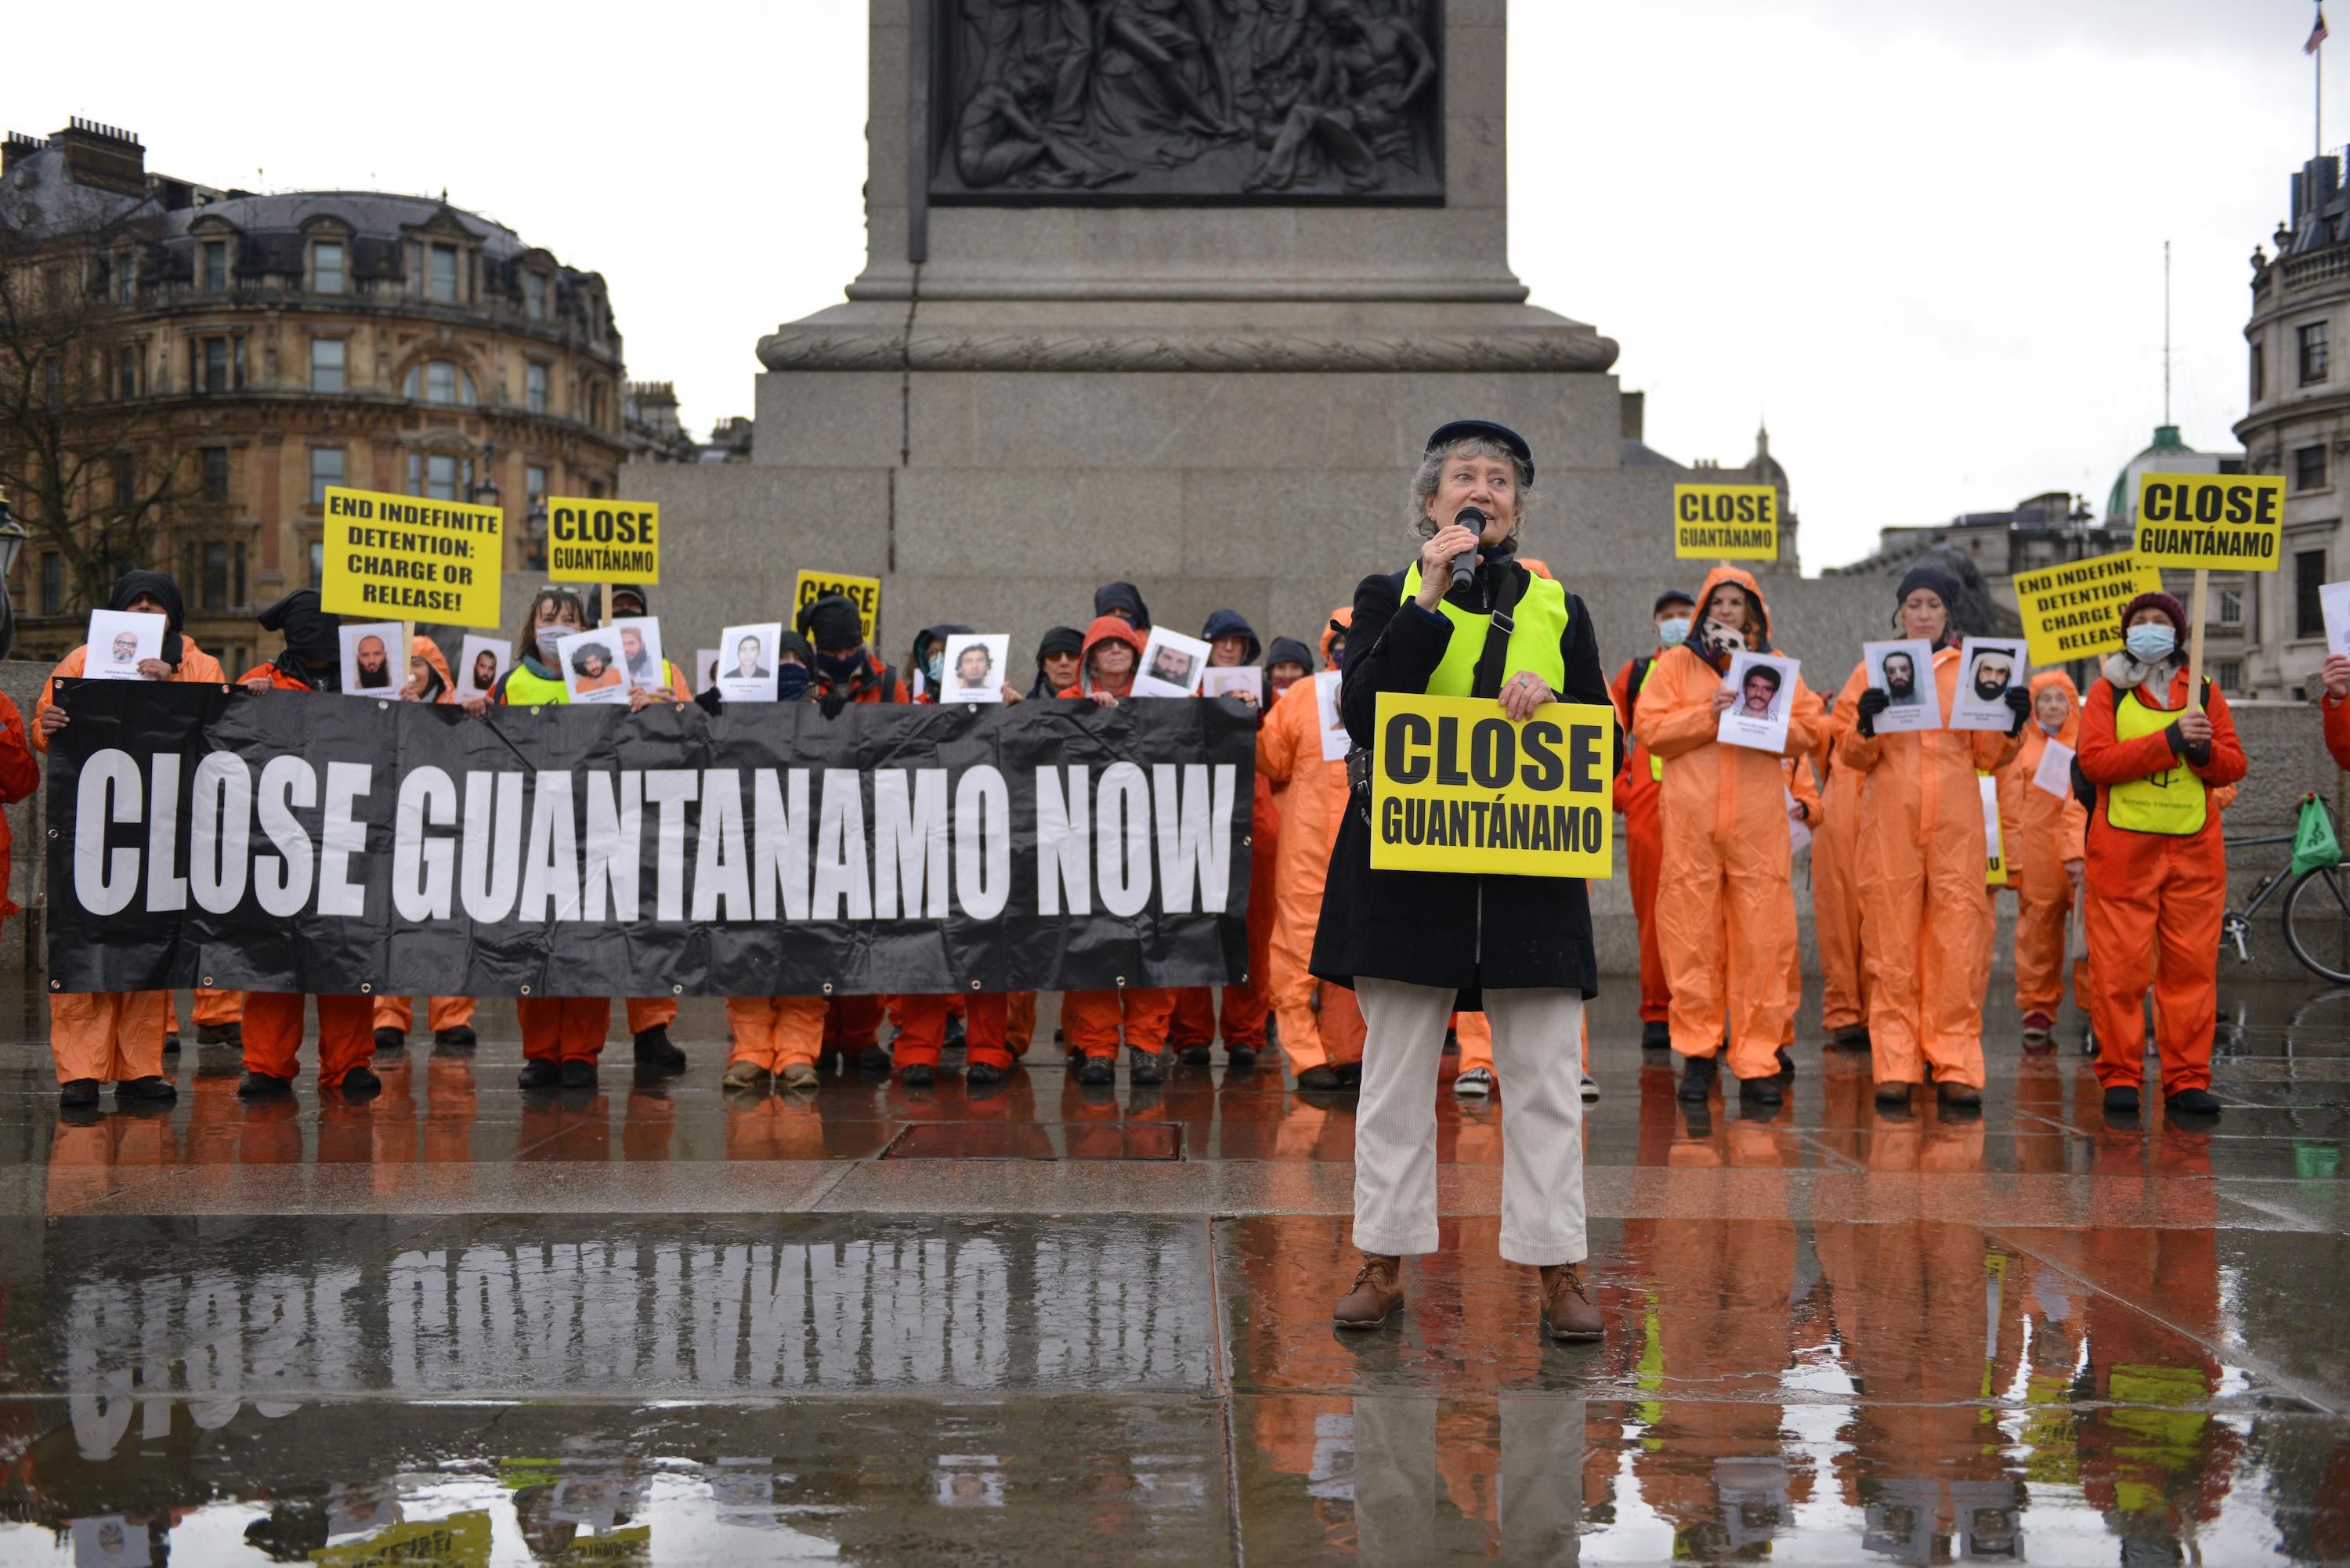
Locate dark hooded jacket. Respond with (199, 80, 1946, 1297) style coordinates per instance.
(586, 583, 650, 626)
(1029, 625, 1086, 698)
(258, 589, 342, 692)
(1094, 581, 1152, 630)
(1263, 635, 1316, 677)
(1200, 609, 1261, 665)
(1311, 555, 1612, 1002)
(109, 570, 187, 667)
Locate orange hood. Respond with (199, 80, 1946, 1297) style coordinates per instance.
(1321, 605, 1353, 665)
(1691, 564, 1773, 663)
(1078, 615, 1146, 695)
(410, 635, 456, 703)
(2026, 667, 2080, 746)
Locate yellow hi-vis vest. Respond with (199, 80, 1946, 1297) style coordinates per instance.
(2106, 685, 2206, 836)
(1398, 563, 1569, 697)
(501, 659, 569, 706)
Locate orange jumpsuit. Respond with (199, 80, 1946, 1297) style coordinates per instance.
(1608, 653, 1672, 1025)
(231, 662, 378, 1089)
(1781, 755, 1824, 1046)
(2325, 688, 2350, 769)
(1997, 672, 2089, 1020)
(1254, 613, 1361, 1075)
(1831, 647, 2019, 1091)
(1632, 567, 1824, 1082)
(36, 638, 226, 1086)
(725, 994, 828, 1076)
(1810, 732, 1867, 1035)
(373, 637, 476, 1042)
(2076, 667, 2245, 1097)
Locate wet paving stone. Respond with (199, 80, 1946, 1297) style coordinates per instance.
(883, 1120, 1184, 1160)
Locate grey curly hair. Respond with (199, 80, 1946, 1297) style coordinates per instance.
(1408, 436, 1535, 541)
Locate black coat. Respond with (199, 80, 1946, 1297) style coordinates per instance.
(1310, 558, 1611, 1003)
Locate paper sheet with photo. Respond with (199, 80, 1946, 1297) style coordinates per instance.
(455, 634, 509, 702)
(1315, 670, 1352, 761)
(718, 623, 784, 702)
(1947, 637, 2027, 732)
(695, 649, 720, 695)
(555, 627, 631, 705)
(609, 616, 666, 692)
(1716, 650, 1798, 753)
(338, 623, 403, 698)
(2032, 738, 2076, 799)
(2323, 580, 2350, 663)
(1202, 667, 1264, 706)
(1133, 627, 1209, 698)
(942, 633, 1010, 703)
(85, 609, 164, 680)
(1861, 638, 1940, 732)
(1981, 773, 2006, 884)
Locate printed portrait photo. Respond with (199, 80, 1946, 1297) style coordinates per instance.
(337, 622, 404, 699)
(1949, 637, 2030, 732)
(456, 634, 508, 702)
(85, 609, 165, 681)
(1861, 638, 1941, 732)
(1133, 626, 1211, 698)
(942, 633, 1011, 703)
(610, 616, 665, 692)
(718, 622, 785, 703)
(555, 628, 631, 704)
(1716, 650, 1800, 754)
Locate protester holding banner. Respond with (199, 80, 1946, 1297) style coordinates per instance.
(1608, 588, 1694, 1052)
(1315, 419, 1607, 1343)
(1169, 610, 1275, 1069)
(1998, 671, 2088, 1046)
(23, 576, 203, 1104)
(373, 634, 478, 1053)
(1029, 626, 1085, 699)
(1831, 565, 2026, 1111)
(1258, 608, 1362, 1089)
(1057, 613, 1180, 1086)
(2074, 592, 2245, 1119)
(226, 591, 381, 1101)
(1632, 566, 1822, 1107)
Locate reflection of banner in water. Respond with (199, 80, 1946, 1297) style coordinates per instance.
(45, 684, 1252, 997)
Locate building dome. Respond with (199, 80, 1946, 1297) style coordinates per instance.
(2104, 425, 2197, 522)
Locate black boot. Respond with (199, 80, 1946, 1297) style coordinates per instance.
(1640, 1020, 1672, 1051)
(1676, 1054, 1718, 1102)
(1130, 1047, 1165, 1086)
(432, 1025, 477, 1049)
(60, 1078, 101, 1107)
(1737, 1073, 1782, 1106)
(517, 1059, 561, 1090)
(561, 1060, 598, 1089)
(115, 1075, 178, 1103)
(374, 1028, 405, 1053)
(237, 1072, 292, 1099)
(632, 1025, 685, 1070)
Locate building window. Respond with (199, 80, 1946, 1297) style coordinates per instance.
(114, 250, 136, 303)
(309, 446, 344, 505)
(2216, 585, 2243, 625)
(200, 336, 229, 394)
(39, 553, 60, 616)
(526, 362, 548, 414)
(406, 360, 476, 406)
(310, 337, 345, 394)
(200, 239, 226, 293)
(115, 345, 139, 399)
(199, 542, 230, 610)
(313, 240, 344, 294)
(2252, 341, 2267, 402)
(429, 244, 458, 302)
(2301, 321, 2330, 385)
(2214, 658, 2241, 693)
(112, 453, 135, 509)
(407, 452, 468, 502)
(2297, 444, 2329, 490)
(526, 272, 548, 321)
(526, 463, 547, 500)
(200, 446, 230, 504)
(2298, 548, 2328, 638)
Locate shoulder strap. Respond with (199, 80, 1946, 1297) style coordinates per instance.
(1469, 566, 1530, 700)
(1625, 655, 1653, 717)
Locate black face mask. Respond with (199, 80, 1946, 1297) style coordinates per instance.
(817, 650, 864, 683)
(776, 664, 812, 701)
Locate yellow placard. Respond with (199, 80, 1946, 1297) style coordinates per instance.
(2133, 472, 2284, 570)
(2010, 549, 2167, 666)
(794, 569, 882, 646)
(546, 498, 661, 582)
(1368, 692, 1614, 877)
(320, 487, 503, 627)
(1672, 484, 1779, 560)
(312, 1510, 491, 1568)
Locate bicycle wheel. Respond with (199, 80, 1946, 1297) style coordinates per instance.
(2283, 866, 2350, 983)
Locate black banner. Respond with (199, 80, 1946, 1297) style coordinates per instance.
(45, 682, 1254, 997)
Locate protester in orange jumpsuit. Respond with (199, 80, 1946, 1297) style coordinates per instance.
(2321, 652, 2350, 767)
(1779, 753, 1824, 1057)
(1633, 566, 1824, 1107)
(2075, 591, 2245, 1119)
(1256, 609, 1361, 1090)
(589, 584, 691, 1073)
(1832, 565, 2026, 1111)
(1809, 710, 1869, 1052)
(225, 590, 382, 1100)
(372, 635, 479, 1052)
(1609, 588, 1695, 1052)
(1057, 614, 1178, 1086)
(1998, 670, 2089, 1046)
(36, 571, 224, 1108)
(1168, 609, 1276, 1068)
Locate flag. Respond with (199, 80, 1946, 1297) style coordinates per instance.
(2311, 7, 2331, 55)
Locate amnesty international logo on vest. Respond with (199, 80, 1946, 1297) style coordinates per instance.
(2133, 473, 2284, 570)
(1370, 693, 1614, 877)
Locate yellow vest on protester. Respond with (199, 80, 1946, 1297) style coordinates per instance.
(2106, 685, 2207, 836)
(501, 659, 569, 706)
(1398, 563, 1569, 696)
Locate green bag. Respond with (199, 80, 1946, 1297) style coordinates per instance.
(2292, 794, 2341, 876)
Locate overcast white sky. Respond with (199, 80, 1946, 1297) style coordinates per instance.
(8, 1, 2328, 568)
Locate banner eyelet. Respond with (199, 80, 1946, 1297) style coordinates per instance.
(358, 983, 372, 994)
(672, 984, 683, 995)
(519, 984, 532, 995)
(969, 980, 982, 992)
(822, 982, 834, 995)
(46, 829, 57, 839)
(377, 701, 391, 711)
(49, 981, 60, 990)
(201, 977, 213, 988)
(1115, 975, 1126, 988)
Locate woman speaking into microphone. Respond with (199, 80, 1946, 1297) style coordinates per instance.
(1312, 420, 1613, 1343)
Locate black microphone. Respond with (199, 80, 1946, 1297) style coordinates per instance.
(1450, 507, 1487, 592)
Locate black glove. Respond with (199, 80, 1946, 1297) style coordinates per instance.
(2005, 685, 2032, 736)
(819, 688, 848, 720)
(1855, 686, 1889, 739)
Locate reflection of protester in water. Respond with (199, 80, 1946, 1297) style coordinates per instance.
(1148, 645, 1196, 687)
(570, 642, 623, 691)
(732, 634, 769, 681)
(354, 634, 391, 688)
(1740, 663, 1783, 719)
(1880, 650, 1918, 706)
(953, 641, 994, 695)
(1969, 648, 2014, 703)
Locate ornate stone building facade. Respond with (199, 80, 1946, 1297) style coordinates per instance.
(0, 120, 628, 670)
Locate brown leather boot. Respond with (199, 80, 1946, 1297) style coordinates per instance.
(1538, 1263, 1604, 1342)
(1332, 1254, 1404, 1329)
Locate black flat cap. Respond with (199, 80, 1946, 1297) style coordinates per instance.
(1425, 420, 1535, 485)
(1653, 588, 1697, 615)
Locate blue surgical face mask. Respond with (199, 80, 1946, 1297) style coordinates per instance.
(1658, 616, 1690, 648)
(776, 663, 812, 701)
(924, 652, 944, 685)
(2124, 624, 2177, 663)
